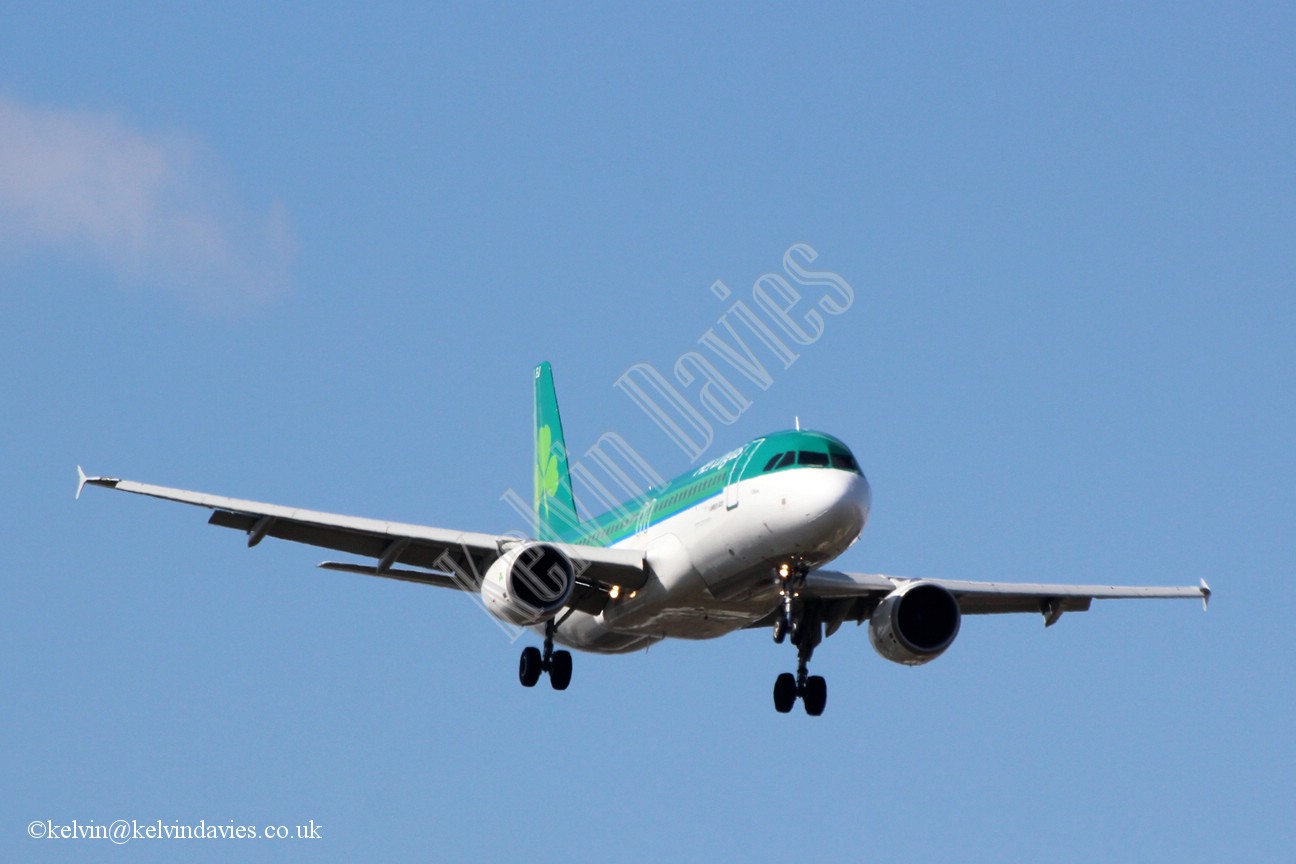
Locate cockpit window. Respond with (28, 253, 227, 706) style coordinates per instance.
(762, 443, 861, 475)
(830, 451, 859, 472)
(764, 451, 798, 472)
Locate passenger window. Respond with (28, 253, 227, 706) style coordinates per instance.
(798, 450, 829, 467)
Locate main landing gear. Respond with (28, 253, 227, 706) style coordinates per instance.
(519, 620, 572, 691)
(771, 565, 828, 716)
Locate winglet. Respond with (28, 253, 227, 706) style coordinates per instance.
(75, 466, 119, 499)
(1200, 579, 1212, 611)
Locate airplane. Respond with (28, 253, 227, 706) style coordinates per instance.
(77, 361, 1209, 715)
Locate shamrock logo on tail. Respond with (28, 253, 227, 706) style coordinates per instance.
(536, 424, 562, 521)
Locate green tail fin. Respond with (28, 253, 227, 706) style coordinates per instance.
(534, 362, 580, 541)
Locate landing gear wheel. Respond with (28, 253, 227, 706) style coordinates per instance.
(771, 593, 830, 716)
(773, 672, 797, 713)
(802, 675, 827, 717)
(519, 646, 542, 687)
(549, 650, 573, 691)
(772, 614, 788, 644)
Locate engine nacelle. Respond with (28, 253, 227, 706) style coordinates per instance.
(481, 543, 576, 627)
(868, 581, 961, 666)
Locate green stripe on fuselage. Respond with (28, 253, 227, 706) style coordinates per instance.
(551, 430, 861, 548)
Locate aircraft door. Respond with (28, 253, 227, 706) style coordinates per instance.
(724, 440, 762, 510)
(635, 499, 655, 535)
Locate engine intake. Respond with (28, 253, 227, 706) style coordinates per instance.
(868, 582, 961, 666)
(481, 543, 576, 626)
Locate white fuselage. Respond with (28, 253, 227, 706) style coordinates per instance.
(549, 467, 872, 653)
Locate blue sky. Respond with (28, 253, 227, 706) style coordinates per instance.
(3, 2, 1292, 861)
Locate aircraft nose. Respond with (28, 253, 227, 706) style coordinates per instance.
(854, 473, 872, 525)
(841, 471, 871, 529)
(808, 470, 871, 530)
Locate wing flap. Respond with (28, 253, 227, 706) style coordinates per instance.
(317, 561, 472, 589)
(206, 509, 499, 575)
(314, 562, 613, 615)
(957, 595, 1092, 617)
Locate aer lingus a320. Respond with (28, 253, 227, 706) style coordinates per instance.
(79, 362, 1208, 716)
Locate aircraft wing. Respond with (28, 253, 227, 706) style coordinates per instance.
(76, 469, 648, 614)
(802, 569, 1210, 629)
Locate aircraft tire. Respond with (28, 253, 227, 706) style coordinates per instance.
(549, 650, 573, 691)
(803, 675, 827, 716)
(519, 646, 542, 687)
(773, 673, 797, 713)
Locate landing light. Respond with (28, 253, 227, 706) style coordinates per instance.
(608, 585, 621, 600)
(778, 563, 791, 578)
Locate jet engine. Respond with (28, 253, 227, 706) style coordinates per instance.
(868, 582, 961, 666)
(481, 543, 576, 626)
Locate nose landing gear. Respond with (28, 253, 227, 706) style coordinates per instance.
(772, 630, 827, 716)
(771, 565, 828, 716)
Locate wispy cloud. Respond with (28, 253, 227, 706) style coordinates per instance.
(0, 95, 292, 308)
